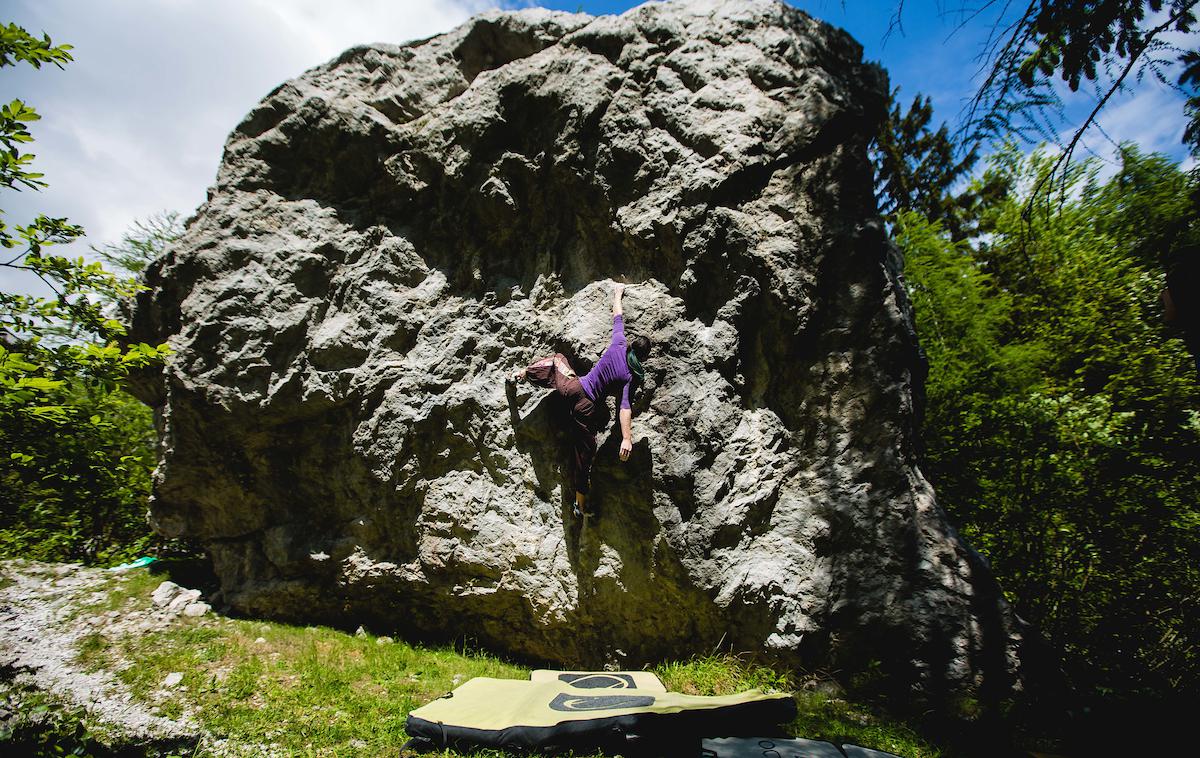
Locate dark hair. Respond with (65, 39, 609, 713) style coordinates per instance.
(629, 334, 651, 362)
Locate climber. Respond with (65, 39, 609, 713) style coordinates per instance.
(509, 281, 650, 518)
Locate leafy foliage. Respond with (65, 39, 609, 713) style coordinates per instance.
(0, 23, 72, 198)
(898, 145, 1200, 700)
(1179, 49, 1200, 154)
(0, 23, 74, 69)
(0, 681, 106, 757)
(0, 22, 166, 390)
(0, 677, 191, 757)
(0, 22, 170, 563)
(962, 1, 1200, 185)
(1015, 1, 1189, 91)
(0, 373, 159, 563)
(875, 91, 982, 240)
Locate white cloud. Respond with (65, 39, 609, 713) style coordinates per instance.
(1051, 71, 1191, 183)
(1, 0, 502, 298)
(1093, 85, 1187, 155)
(251, 0, 500, 58)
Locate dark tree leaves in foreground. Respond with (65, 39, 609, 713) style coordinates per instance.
(897, 144, 1200, 703)
(965, 1, 1200, 186)
(884, 2, 1200, 200)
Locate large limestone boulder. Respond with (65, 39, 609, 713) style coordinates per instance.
(128, 0, 1025, 698)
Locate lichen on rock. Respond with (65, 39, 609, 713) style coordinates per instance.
(128, 0, 1025, 699)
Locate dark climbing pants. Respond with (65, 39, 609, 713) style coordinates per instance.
(524, 354, 599, 495)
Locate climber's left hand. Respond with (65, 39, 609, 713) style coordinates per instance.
(619, 438, 632, 461)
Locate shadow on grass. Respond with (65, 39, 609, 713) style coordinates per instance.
(146, 555, 220, 598)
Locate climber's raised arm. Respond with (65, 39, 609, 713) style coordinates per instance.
(611, 283, 628, 357)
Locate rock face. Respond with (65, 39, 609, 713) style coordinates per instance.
(129, 0, 1025, 698)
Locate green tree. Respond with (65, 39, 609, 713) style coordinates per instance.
(899, 144, 1200, 701)
(885, 2, 1200, 193)
(1180, 50, 1200, 154)
(0, 23, 167, 410)
(874, 90, 1011, 241)
(0, 23, 169, 562)
(875, 92, 977, 235)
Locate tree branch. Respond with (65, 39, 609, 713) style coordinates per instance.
(1028, 3, 1200, 217)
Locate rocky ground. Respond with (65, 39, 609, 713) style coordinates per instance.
(0, 560, 222, 753)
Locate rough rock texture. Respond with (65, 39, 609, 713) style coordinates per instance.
(128, 0, 1025, 698)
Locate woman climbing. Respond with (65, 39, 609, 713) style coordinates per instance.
(510, 281, 650, 518)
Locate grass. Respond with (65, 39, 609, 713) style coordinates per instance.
(96, 565, 164, 611)
(655, 656, 940, 758)
(68, 568, 945, 757)
(77, 631, 111, 671)
(791, 690, 938, 757)
(93, 614, 528, 755)
(655, 655, 792, 695)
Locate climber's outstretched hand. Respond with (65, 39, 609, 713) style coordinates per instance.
(619, 438, 632, 461)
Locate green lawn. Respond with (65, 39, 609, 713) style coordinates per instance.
(67, 567, 940, 757)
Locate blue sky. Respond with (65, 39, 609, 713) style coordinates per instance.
(2, 0, 1191, 297)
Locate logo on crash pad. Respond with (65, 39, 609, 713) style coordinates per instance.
(549, 693, 656, 711)
(558, 673, 637, 689)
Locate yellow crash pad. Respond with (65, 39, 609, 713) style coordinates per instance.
(530, 669, 666, 691)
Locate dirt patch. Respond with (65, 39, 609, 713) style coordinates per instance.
(0, 560, 200, 744)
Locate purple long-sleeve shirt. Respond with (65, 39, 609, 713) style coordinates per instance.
(581, 314, 632, 410)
